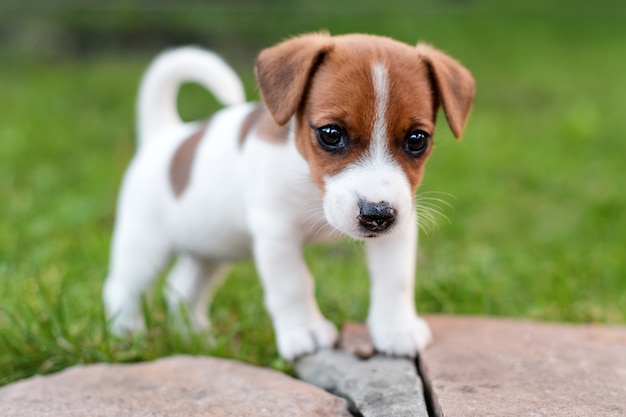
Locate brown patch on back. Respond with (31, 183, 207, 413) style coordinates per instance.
(257, 109, 290, 144)
(169, 121, 209, 198)
(238, 105, 265, 146)
(239, 104, 290, 147)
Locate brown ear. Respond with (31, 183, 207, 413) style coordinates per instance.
(416, 44, 475, 139)
(255, 33, 334, 125)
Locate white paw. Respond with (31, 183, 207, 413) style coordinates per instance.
(107, 311, 145, 336)
(104, 300, 144, 336)
(368, 315, 432, 357)
(275, 319, 338, 360)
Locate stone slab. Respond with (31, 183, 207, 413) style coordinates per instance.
(420, 315, 626, 417)
(297, 329, 428, 417)
(0, 355, 351, 417)
(339, 321, 376, 359)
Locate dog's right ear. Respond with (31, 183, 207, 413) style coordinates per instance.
(255, 33, 334, 126)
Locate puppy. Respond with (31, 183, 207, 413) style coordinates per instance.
(103, 33, 475, 360)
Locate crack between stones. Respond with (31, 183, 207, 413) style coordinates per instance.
(415, 355, 442, 417)
(327, 389, 365, 417)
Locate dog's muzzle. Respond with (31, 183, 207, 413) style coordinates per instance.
(358, 200, 396, 234)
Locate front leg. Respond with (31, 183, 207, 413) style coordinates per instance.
(365, 214, 432, 356)
(253, 235, 338, 360)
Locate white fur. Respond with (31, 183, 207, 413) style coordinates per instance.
(366, 214, 432, 355)
(103, 47, 431, 360)
(369, 62, 391, 164)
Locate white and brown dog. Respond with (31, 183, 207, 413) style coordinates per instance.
(103, 33, 475, 360)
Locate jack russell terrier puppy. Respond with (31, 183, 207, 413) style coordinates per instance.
(103, 33, 475, 360)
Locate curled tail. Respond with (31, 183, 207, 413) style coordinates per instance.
(136, 46, 246, 144)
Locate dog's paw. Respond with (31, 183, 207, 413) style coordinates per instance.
(368, 315, 432, 357)
(275, 319, 338, 360)
(105, 307, 146, 336)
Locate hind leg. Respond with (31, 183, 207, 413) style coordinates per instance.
(165, 255, 227, 331)
(103, 220, 172, 334)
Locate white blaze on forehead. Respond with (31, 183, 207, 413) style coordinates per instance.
(369, 62, 392, 165)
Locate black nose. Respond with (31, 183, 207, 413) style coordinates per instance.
(358, 201, 396, 233)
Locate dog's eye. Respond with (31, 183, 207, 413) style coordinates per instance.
(404, 129, 430, 157)
(316, 125, 346, 152)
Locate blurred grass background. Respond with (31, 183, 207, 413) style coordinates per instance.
(1, 0, 625, 385)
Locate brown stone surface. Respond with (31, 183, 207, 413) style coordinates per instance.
(421, 315, 626, 417)
(0, 355, 351, 417)
(339, 321, 375, 359)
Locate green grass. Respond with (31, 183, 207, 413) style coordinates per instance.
(2, 0, 626, 386)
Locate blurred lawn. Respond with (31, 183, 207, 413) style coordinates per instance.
(1, 0, 625, 385)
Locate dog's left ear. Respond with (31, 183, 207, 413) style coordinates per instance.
(256, 33, 334, 126)
(416, 44, 475, 140)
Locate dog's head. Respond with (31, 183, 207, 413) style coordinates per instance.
(256, 33, 475, 239)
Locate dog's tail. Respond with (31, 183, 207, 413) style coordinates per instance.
(136, 46, 246, 144)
